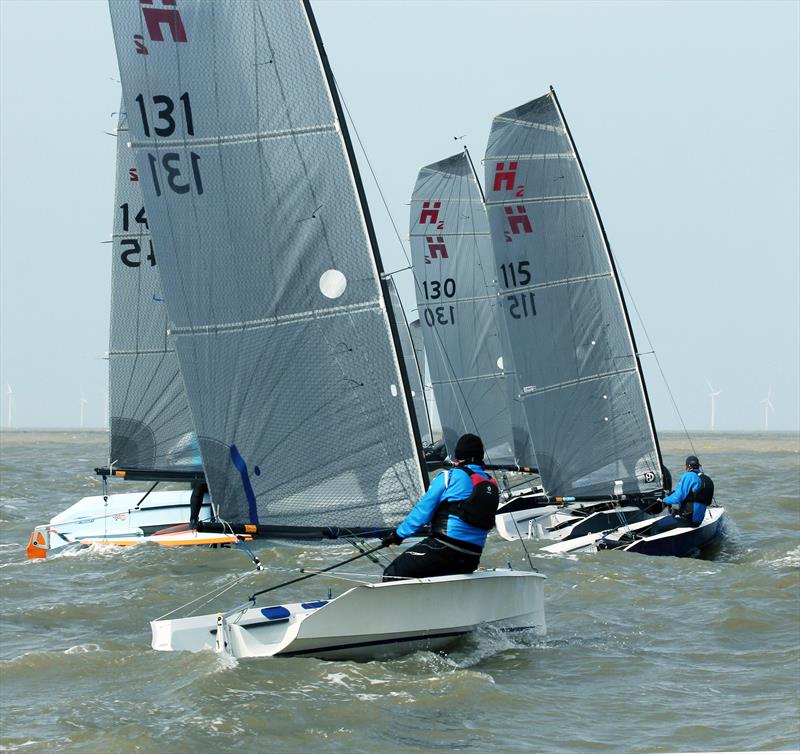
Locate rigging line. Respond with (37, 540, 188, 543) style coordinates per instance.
(615, 264, 696, 455)
(154, 565, 261, 621)
(334, 82, 492, 455)
(332, 75, 411, 266)
(509, 509, 536, 571)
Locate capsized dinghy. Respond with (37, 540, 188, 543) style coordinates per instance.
(153, 569, 545, 661)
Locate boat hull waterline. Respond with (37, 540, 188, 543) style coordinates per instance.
(152, 569, 546, 661)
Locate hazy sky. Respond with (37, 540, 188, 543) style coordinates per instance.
(1, 0, 798, 432)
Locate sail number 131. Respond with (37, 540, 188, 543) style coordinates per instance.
(135, 92, 204, 197)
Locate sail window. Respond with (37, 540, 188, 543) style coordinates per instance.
(319, 269, 347, 299)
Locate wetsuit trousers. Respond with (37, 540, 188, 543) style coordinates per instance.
(382, 536, 481, 582)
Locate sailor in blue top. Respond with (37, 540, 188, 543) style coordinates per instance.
(381, 434, 497, 581)
(654, 455, 711, 532)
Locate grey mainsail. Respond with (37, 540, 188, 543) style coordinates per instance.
(108, 105, 199, 471)
(484, 90, 662, 498)
(108, 0, 424, 529)
(410, 152, 530, 466)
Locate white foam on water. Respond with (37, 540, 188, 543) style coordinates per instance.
(64, 643, 102, 654)
(770, 544, 800, 568)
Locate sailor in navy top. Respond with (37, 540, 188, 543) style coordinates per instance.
(382, 434, 500, 581)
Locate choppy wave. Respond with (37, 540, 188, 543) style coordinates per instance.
(1, 431, 799, 753)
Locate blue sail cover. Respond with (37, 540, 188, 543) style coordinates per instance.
(484, 92, 662, 497)
(108, 104, 200, 471)
(108, 0, 424, 526)
(410, 152, 534, 467)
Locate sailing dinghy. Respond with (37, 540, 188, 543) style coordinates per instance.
(107, 0, 545, 658)
(26, 107, 231, 559)
(483, 90, 724, 557)
(153, 568, 545, 661)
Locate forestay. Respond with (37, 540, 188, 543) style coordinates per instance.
(484, 91, 662, 497)
(108, 0, 425, 528)
(108, 104, 199, 471)
(410, 152, 531, 466)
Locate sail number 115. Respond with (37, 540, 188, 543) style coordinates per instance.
(500, 260, 536, 319)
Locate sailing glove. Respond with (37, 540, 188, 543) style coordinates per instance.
(381, 530, 403, 547)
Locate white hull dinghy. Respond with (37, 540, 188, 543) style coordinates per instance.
(152, 569, 545, 661)
(542, 506, 726, 557)
(496, 496, 651, 544)
(28, 103, 208, 559)
(26, 488, 243, 558)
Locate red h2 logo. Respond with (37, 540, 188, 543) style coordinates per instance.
(425, 236, 448, 264)
(504, 205, 532, 235)
(136, 0, 187, 54)
(493, 161, 518, 191)
(419, 200, 441, 225)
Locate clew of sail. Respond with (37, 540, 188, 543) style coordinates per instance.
(484, 91, 662, 498)
(108, 105, 200, 472)
(410, 152, 533, 467)
(107, 0, 425, 530)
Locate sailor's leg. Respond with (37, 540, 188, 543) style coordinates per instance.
(653, 514, 682, 534)
(382, 537, 480, 581)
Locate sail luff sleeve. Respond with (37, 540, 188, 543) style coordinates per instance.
(484, 93, 661, 498)
(108, 0, 423, 528)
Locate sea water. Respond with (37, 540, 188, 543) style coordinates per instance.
(1, 430, 798, 753)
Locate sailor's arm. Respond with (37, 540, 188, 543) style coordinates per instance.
(663, 473, 698, 505)
(395, 474, 448, 539)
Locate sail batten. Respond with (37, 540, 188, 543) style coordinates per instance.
(168, 300, 383, 336)
(109, 0, 424, 528)
(128, 123, 338, 149)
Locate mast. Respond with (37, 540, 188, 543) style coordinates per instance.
(463, 146, 486, 203)
(303, 0, 429, 487)
(548, 86, 665, 478)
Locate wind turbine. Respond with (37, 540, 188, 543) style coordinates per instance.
(6, 384, 12, 428)
(80, 395, 88, 428)
(761, 388, 774, 432)
(706, 380, 721, 431)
